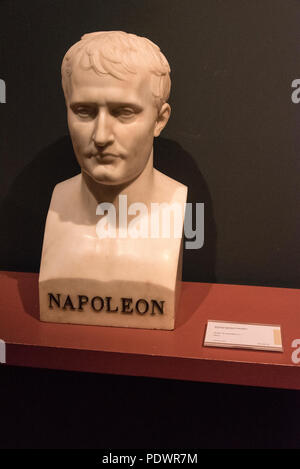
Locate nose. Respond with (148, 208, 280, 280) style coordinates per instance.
(92, 110, 114, 147)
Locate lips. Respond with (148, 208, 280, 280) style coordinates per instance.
(94, 153, 118, 164)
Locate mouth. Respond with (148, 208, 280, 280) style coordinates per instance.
(94, 153, 118, 164)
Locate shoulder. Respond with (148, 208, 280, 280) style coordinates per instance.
(47, 174, 82, 219)
(52, 173, 81, 197)
(50, 174, 81, 208)
(153, 169, 188, 204)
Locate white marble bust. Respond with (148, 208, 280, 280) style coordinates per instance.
(39, 31, 187, 330)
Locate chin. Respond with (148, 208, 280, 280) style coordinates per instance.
(82, 164, 143, 187)
(84, 169, 125, 186)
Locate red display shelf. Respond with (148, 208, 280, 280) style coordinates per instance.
(0, 271, 300, 389)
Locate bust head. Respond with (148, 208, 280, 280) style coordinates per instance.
(61, 31, 171, 185)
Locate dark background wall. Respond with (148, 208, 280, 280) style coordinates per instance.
(0, 0, 300, 450)
(0, 0, 299, 287)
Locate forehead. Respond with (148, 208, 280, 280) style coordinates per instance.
(68, 67, 154, 107)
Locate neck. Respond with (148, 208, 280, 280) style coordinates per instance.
(79, 149, 154, 222)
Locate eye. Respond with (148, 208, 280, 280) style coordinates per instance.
(71, 105, 97, 119)
(113, 107, 136, 119)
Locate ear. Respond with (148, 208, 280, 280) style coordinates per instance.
(154, 103, 171, 137)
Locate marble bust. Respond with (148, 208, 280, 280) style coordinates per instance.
(39, 31, 187, 330)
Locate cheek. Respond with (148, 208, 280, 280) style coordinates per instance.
(68, 120, 91, 148)
(120, 120, 155, 154)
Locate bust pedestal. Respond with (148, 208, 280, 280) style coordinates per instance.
(39, 170, 187, 330)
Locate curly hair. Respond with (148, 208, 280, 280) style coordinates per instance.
(61, 31, 171, 109)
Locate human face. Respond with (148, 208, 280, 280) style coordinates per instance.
(66, 67, 165, 185)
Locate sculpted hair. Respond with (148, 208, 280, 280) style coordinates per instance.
(61, 31, 171, 108)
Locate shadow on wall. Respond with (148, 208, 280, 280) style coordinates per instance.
(0, 136, 217, 283)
